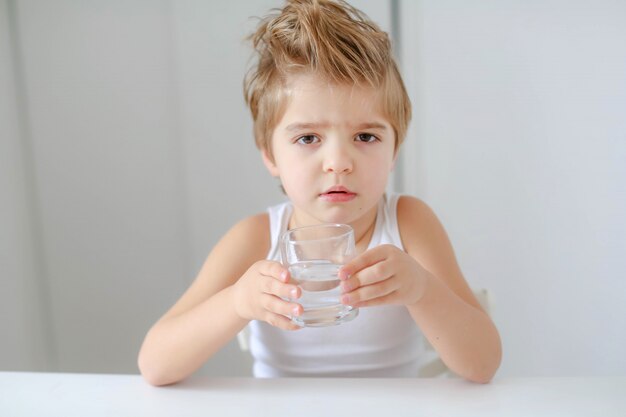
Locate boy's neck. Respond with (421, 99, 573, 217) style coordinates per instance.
(352, 209, 378, 254)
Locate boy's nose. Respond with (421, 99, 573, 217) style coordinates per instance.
(322, 141, 353, 174)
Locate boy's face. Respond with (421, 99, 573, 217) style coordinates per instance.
(263, 73, 396, 226)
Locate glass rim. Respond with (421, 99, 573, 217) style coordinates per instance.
(282, 223, 354, 243)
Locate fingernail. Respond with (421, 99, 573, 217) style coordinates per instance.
(292, 306, 300, 316)
(290, 288, 299, 299)
(341, 282, 350, 293)
(280, 270, 288, 281)
(341, 295, 350, 305)
(338, 269, 349, 280)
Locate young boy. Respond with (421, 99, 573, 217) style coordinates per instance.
(138, 0, 501, 385)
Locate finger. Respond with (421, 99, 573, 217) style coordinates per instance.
(260, 275, 301, 299)
(340, 260, 393, 293)
(264, 312, 303, 331)
(260, 293, 303, 318)
(259, 261, 290, 282)
(339, 245, 393, 280)
(341, 278, 397, 305)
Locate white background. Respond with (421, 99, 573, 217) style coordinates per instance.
(1, 0, 624, 377)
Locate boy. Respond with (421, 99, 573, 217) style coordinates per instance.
(138, 0, 501, 385)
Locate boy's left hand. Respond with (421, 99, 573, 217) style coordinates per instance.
(338, 244, 430, 308)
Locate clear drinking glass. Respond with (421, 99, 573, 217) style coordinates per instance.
(280, 223, 359, 327)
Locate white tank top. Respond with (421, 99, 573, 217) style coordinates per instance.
(249, 194, 424, 377)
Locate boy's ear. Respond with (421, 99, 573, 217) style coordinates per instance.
(261, 149, 280, 177)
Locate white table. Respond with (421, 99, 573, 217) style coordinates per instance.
(1, 372, 624, 417)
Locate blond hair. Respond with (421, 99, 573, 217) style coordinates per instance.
(244, 0, 411, 157)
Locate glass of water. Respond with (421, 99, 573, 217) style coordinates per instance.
(280, 223, 358, 327)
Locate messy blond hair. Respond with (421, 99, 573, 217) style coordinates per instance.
(244, 0, 411, 157)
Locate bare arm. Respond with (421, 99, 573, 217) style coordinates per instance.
(398, 196, 502, 383)
(137, 214, 302, 386)
(338, 196, 501, 382)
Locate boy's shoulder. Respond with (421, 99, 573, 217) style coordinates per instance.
(229, 212, 270, 241)
(396, 194, 433, 221)
(233, 211, 270, 230)
(220, 212, 271, 260)
(396, 195, 444, 252)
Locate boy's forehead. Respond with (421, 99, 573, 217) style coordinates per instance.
(283, 73, 386, 117)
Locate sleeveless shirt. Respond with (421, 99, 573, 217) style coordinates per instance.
(248, 194, 424, 377)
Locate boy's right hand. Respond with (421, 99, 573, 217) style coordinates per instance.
(232, 260, 303, 331)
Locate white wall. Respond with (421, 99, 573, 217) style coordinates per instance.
(0, 0, 50, 371)
(5, 0, 196, 373)
(399, 0, 626, 376)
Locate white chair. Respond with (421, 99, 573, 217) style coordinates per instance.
(417, 288, 492, 377)
(237, 325, 251, 352)
(237, 288, 493, 378)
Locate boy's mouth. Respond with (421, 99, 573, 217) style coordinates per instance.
(321, 185, 353, 194)
(320, 186, 356, 202)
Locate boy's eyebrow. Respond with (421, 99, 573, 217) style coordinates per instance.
(285, 122, 330, 132)
(285, 122, 388, 132)
(354, 122, 388, 131)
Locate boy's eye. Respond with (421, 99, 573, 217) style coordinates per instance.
(356, 133, 378, 143)
(296, 135, 320, 145)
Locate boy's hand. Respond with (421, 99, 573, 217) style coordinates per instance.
(232, 260, 302, 331)
(338, 245, 430, 308)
